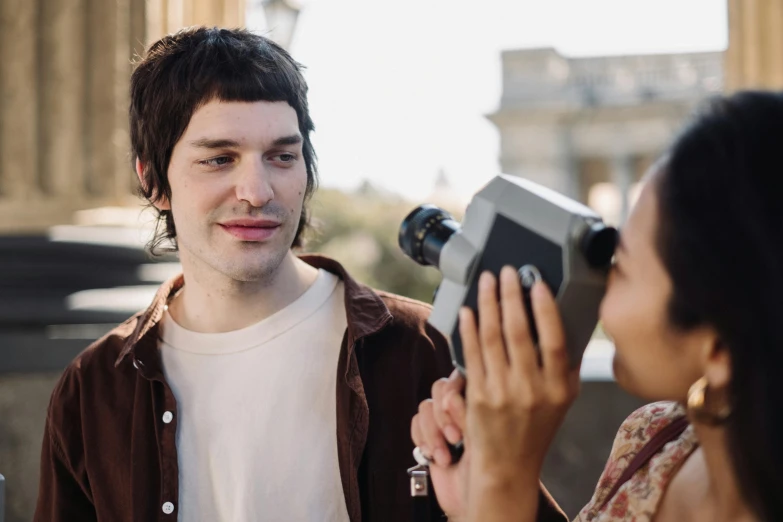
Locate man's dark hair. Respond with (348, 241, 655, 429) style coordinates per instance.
(129, 26, 317, 253)
(656, 90, 783, 521)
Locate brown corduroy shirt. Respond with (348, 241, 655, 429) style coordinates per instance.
(34, 255, 567, 522)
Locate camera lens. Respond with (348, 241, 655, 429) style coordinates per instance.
(580, 222, 618, 269)
(399, 205, 461, 268)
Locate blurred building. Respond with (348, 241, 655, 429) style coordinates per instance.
(0, 0, 244, 235)
(488, 48, 723, 226)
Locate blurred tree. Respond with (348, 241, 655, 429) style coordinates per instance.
(302, 183, 463, 303)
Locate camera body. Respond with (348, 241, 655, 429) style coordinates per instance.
(400, 174, 617, 374)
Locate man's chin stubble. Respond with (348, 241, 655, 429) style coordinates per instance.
(220, 248, 291, 284)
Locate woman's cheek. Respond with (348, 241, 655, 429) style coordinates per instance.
(598, 284, 622, 341)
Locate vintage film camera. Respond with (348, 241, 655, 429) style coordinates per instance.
(399, 174, 617, 374)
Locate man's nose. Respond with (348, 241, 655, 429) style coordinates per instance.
(235, 156, 274, 208)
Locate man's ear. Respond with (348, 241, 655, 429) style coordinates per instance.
(135, 157, 145, 186)
(136, 157, 171, 211)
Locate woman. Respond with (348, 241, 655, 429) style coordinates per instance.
(411, 91, 783, 522)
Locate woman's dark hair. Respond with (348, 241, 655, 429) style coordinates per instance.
(657, 90, 783, 521)
(129, 27, 317, 254)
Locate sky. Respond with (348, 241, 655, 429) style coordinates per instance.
(247, 0, 728, 203)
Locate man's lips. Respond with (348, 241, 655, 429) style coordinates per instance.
(218, 219, 281, 241)
(220, 218, 281, 227)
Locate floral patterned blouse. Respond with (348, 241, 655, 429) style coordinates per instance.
(574, 401, 698, 522)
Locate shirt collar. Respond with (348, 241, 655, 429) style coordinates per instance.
(114, 254, 392, 367)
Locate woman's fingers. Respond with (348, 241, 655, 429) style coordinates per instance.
(445, 368, 466, 392)
(464, 268, 575, 410)
(499, 266, 539, 378)
(531, 281, 572, 397)
(444, 389, 467, 432)
(417, 399, 452, 466)
(476, 271, 511, 379)
(432, 373, 466, 445)
(455, 269, 578, 492)
(460, 306, 485, 387)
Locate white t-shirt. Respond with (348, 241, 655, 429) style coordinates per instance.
(159, 269, 350, 522)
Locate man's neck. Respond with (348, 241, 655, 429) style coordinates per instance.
(168, 252, 320, 333)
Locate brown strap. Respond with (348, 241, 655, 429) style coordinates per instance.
(598, 416, 689, 511)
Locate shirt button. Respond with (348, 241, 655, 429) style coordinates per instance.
(162, 411, 174, 424)
(162, 501, 175, 514)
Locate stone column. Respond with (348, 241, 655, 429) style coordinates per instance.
(39, 0, 87, 198)
(0, 0, 38, 201)
(725, 0, 783, 90)
(146, 0, 246, 45)
(611, 155, 634, 224)
(85, 0, 119, 197)
(557, 126, 579, 200)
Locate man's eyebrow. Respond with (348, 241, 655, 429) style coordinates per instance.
(188, 138, 241, 149)
(272, 134, 303, 147)
(187, 135, 302, 149)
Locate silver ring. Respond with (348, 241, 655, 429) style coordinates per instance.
(413, 446, 432, 466)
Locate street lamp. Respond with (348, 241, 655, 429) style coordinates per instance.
(260, 0, 301, 51)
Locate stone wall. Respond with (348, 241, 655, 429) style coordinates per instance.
(0, 373, 62, 522)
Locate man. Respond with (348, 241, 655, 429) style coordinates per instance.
(34, 27, 454, 522)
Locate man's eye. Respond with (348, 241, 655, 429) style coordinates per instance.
(277, 153, 296, 163)
(200, 156, 232, 168)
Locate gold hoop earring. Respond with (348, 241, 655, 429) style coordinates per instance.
(687, 376, 731, 425)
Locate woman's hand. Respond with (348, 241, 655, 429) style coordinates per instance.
(411, 370, 469, 520)
(462, 266, 580, 521)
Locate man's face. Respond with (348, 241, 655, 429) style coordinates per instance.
(163, 99, 308, 283)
